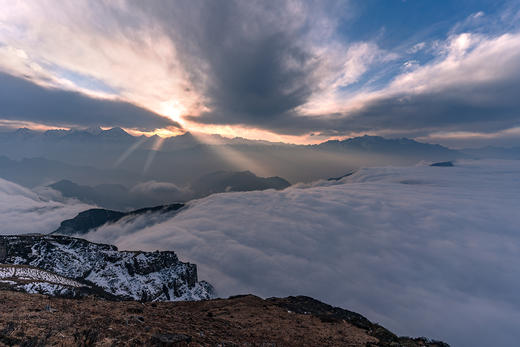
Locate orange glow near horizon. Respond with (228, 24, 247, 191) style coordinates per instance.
(0, 117, 366, 145)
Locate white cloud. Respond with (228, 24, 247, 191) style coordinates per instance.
(84, 159, 520, 347)
(0, 178, 93, 234)
(407, 42, 426, 54)
(388, 31, 520, 94)
(471, 11, 485, 20)
(0, 0, 203, 123)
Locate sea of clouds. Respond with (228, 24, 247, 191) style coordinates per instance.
(83, 159, 520, 347)
(2, 160, 519, 346)
(0, 177, 92, 234)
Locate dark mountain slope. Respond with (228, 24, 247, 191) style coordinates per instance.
(315, 135, 462, 159)
(52, 204, 184, 235)
(190, 170, 290, 197)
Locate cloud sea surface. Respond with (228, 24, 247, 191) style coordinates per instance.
(1, 160, 519, 346)
(83, 159, 520, 347)
(0, 178, 92, 234)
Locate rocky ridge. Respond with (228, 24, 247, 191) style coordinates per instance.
(0, 235, 213, 301)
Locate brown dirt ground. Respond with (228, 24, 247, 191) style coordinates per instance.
(0, 290, 443, 347)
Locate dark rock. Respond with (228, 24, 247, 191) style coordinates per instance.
(127, 307, 144, 314)
(430, 161, 454, 167)
(190, 170, 290, 197)
(53, 204, 184, 235)
(73, 328, 98, 347)
(150, 333, 191, 346)
(327, 171, 355, 181)
(20, 337, 42, 347)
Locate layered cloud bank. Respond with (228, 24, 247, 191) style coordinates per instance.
(84, 160, 520, 347)
(0, 178, 92, 234)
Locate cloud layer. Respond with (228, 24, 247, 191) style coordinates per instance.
(0, 178, 92, 234)
(84, 159, 520, 347)
(0, 72, 180, 131)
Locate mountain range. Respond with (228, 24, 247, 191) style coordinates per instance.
(0, 127, 468, 187)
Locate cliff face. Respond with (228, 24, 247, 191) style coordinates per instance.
(0, 235, 213, 301)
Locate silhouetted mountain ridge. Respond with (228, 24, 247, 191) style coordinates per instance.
(316, 135, 461, 158)
(53, 204, 184, 235)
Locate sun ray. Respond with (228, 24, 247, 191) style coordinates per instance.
(143, 136, 165, 174)
(113, 136, 147, 168)
(190, 132, 270, 177)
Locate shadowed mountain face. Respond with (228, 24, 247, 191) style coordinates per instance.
(48, 179, 188, 211)
(461, 146, 520, 159)
(53, 204, 184, 235)
(189, 170, 290, 197)
(0, 128, 464, 187)
(315, 135, 461, 159)
(0, 156, 139, 188)
(49, 170, 290, 210)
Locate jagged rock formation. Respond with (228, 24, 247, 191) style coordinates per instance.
(52, 203, 184, 235)
(0, 235, 213, 301)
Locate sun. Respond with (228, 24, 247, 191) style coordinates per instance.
(159, 100, 186, 124)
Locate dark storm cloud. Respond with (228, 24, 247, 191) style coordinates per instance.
(192, 42, 520, 138)
(301, 76, 520, 138)
(134, 1, 520, 139)
(0, 72, 181, 131)
(134, 0, 322, 129)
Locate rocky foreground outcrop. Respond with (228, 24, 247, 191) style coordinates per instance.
(0, 235, 213, 301)
(0, 291, 448, 346)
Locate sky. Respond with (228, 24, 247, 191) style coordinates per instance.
(0, 0, 520, 146)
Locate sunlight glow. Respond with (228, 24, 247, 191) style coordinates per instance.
(159, 100, 186, 125)
(143, 136, 165, 174)
(113, 136, 147, 168)
(190, 132, 270, 177)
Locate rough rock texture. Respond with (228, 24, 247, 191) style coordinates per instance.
(53, 203, 184, 235)
(0, 235, 213, 301)
(0, 291, 449, 346)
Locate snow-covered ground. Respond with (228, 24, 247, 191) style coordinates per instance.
(0, 265, 84, 287)
(1, 236, 214, 301)
(83, 159, 520, 347)
(0, 265, 86, 296)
